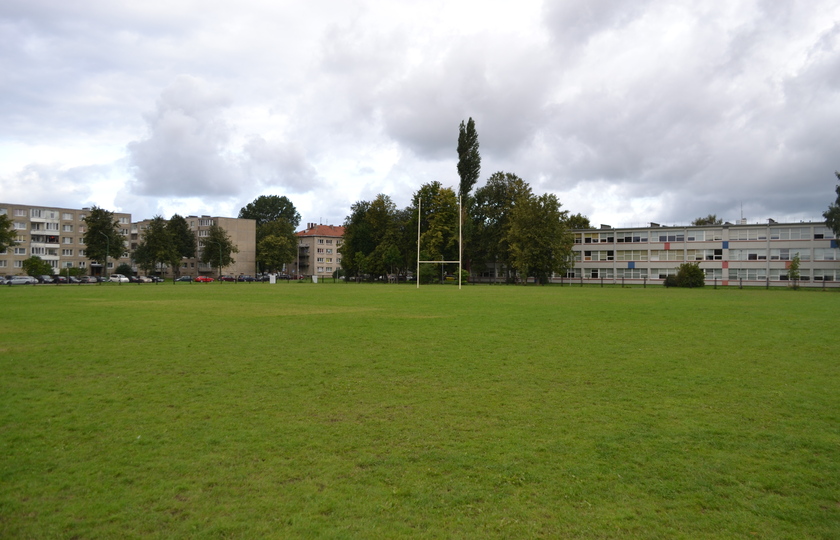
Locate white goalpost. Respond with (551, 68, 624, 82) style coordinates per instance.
(416, 195, 462, 290)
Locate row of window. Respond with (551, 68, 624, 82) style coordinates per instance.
(566, 267, 838, 281)
(576, 248, 838, 262)
(575, 227, 835, 244)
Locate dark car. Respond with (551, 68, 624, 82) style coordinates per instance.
(37, 275, 55, 284)
(175, 276, 192, 282)
(79, 276, 97, 284)
(219, 275, 236, 282)
(54, 276, 68, 284)
(68, 276, 81, 284)
(237, 275, 255, 282)
(150, 276, 165, 282)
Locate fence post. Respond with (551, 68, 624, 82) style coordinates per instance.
(740, 278, 743, 289)
(643, 277, 646, 289)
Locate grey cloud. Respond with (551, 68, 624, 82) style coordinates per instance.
(127, 75, 241, 197)
(243, 135, 323, 193)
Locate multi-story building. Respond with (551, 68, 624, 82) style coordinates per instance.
(569, 220, 839, 287)
(130, 215, 256, 278)
(294, 223, 344, 278)
(0, 203, 131, 277)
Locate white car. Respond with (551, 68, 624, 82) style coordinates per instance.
(8, 275, 38, 285)
(109, 274, 129, 283)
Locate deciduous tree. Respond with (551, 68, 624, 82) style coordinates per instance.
(83, 206, 126, 276)
(692, 214, 723, 226)
(823, 172, 840, 239)
(239, 195, 300, 228)
(166, 214, 196, 278)
(506, 193, 573, 284)
(22, 256, 53, 276)
(457, 118, 481, 201)
(200, 224, 238, 277)
(0, 214, 18, 254)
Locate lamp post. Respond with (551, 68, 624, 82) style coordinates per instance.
(98, 231, 109, 285)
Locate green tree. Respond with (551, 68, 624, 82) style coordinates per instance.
(692, 214, 723, 226)
(457, 118, 481, 201)
(567, 213, 591, 230)
(0, 214, 18, 253)
(472, 172, 533, 282)
(823, 172, 840, 239)
(340, 194, 401, 280)
(83, 206, 126, 278)
(506, 193, 573, 284)
(200, 225, 238, 277)
(166, 214, 196, 278)
(676, 262, 705, 287)
(257, 230, 296, 273)
(136, 216, 176, 277)
(22, 256, 53, 276)
(115, 263, 133, 276)
(239, 195, 301, 228)
(788, 254, 801, 289)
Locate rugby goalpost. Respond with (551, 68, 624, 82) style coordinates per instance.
(416, 195, 462, 290)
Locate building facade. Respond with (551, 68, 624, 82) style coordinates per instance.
(131, 215, 256, 278)
(0, 203, 131, 277)
(294, 223, 344, 278)
(569, 221, 839, 287)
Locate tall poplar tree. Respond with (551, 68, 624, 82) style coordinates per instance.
(457, 118, 481, 200)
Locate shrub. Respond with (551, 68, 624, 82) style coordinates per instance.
(663, 275, 678, 288)
(676, 262, 705, 288)
(115, 263, 134, 276)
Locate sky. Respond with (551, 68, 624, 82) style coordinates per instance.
(2, 0, 839, 228)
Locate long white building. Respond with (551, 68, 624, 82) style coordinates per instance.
(569, 220, 839, 287)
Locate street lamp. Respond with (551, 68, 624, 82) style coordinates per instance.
(98, 231, 109, 285)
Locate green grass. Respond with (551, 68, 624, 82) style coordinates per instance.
(1, 282, 839, 538)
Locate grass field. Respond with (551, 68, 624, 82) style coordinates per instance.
(1, 282, 838, 538)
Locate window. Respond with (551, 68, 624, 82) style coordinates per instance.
(686, 231, 705, 241)
(583, 250, 613, 261)
(728, 268, 767, 280)
(326, 239, 333, 244)
(616, 268, 648, 279)
(326, 258, 332, 263)
(119, 217, 129, 224)
(656, 233, 685, 242)
(14, 260, 23, 268)
(79, 261, 86, 268)
(62, 261, 73, 268)
(317, 248, 324, 253)
(63, 237, 73, 244)
(317, 257, 324, 262)
(107, 262, 114, 269)
(730, 228, 766, 241)
(14, 222, 25, 230)
(703, 268, 722, 279)
(14, 209, 27, 217)
(14, 247, 26, 255)
(0, 260, 5, 267)
(565, 268, 580, 278)
(318, 239, 324, 244)
(770, 227, 808, 240)
(813, 269, 837, 281)
(31, 247, 46, 255)
(79, 250, 86, 256)
(30, 209, 43, 218)
(62, 249, 73, 256)
(199, 219, 214, 226)
(45, 222, 59, 231)
(326, 248, 333, 254)
(62, 213, 73, 220)
(814, 226, 835, 239)
(652, 268, 678, 279)
(616, 250, 648, 261)
(0, 208, 5, 215)
(326, 267, 333, 272)
(814, 248, 837, 261)
(587, 268, 614, 279)
(650, 250, 683, 261)
(686, 249, 722, 261)
(616, 231, 649, 243)
(317, 267, 325, 273)
(63, 224, 73, 232)
(729, 249, 766, 261)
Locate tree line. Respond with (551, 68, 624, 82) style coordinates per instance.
(339, 119, 590, 284)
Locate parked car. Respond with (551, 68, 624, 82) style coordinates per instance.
(79, 276, 97, 283)
(137, 276, 153, 283)
(68, 276, 81, 284)
(54, 276, 68, 284)
(219, 275, 236, 282)
(37, 275, 55, 284)
(195, 276, 214, 282)
(109, 274, 130, 283)
(150, 276, 165, 283)
(237, 275, 256, 282)
(175, 276, 192, 282)
(8, 275, 38, 285)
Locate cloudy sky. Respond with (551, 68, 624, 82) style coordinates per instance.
(2, 0, 839, 228)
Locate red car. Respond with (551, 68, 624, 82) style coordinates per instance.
(195, 276, 215, 283)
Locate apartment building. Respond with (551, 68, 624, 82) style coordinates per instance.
(294, 223, 344, 278)
(130, 215, 256, 278)
(0, 203, 131, 277)
(569, 220, 839, 287)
